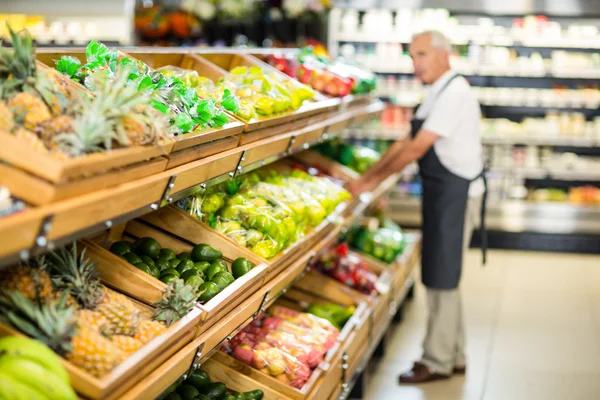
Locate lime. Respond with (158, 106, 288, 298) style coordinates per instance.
(161, 268, 180, 278)
(180, 269, 198, 282)
(160, 274, 179, 284)
(169, 258, 182, 269)
(123, 253, 142, 265)
(159, 248, 176, 260)
(133, 262, 152, 275)
(178, 252, 192, 261)
(177, 259, 195, 275)
(185, 275, 205, 288)
(135, 237, 161, 259)
(110, 241, 133, 256)
(155, 257, 171, 272)
(231, 258, 253, 279)
(139, 255, 156, 269)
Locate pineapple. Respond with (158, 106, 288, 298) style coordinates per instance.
(45, 244, 105, 310)
(151, 279, 199, 327)
(35, 115, 74, 147)
(68, 326, 125, 377)
(14, 127, 48, 153)
(0, 266, 54, 301)
(0, 290, 123, 377)
(8, 92, 52, 130)
(75, 309, 108, 332)
(134, 319, 166, 345)
(111, 335, 143, 355)
(97, 288, 140, 336)
(0, 102, 14, 132)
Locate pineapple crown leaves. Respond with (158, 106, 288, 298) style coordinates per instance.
(152, 279, 199, 327)
(46, 243, 105, 310)
(0, 24, 37, 100)
(0, 289, 76, 356)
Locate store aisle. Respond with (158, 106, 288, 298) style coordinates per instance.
(365, 249, 600, 400)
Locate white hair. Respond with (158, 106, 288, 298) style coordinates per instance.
(412, 30, 452, 52)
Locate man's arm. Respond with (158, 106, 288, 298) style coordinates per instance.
(346, 129, 440, 195)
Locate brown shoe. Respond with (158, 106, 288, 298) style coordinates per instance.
(453, 365, 466, 375)
(398, 362, 451, 384)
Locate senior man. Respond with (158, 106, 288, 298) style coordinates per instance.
(346, 30, 487, 383)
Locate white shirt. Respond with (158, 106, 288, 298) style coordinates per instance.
(415, 70, 485, 197)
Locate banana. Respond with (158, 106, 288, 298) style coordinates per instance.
(0, 336, 70, 384)
(0, 372, 49, 400)
(0, 356, 77, 400)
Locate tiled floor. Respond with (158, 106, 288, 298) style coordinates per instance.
(365, 249, 600, 400)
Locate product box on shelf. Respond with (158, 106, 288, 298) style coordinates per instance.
(35, 50, 245, 165)
(83, 218, 268, 336)
(0, 278, 201, 400)
(0, 62, 173, 206)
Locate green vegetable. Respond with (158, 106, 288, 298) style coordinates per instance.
(161, 268, 180, 278)
(197, 282, 221, 303)
(185, 370, 211, 390)
(198, 382, 226, 399)
(177, 384, 200, 400)
(191, 244, 222, 262)
(161, 274, 180, 284)
(180, 269, 199, 282)
(306, 303, 355, 330)
(231, 258, 253, 279)
(110, 241, 133, 256)
(178, 252, 192, 261)
(170, 258, 182, 269)
(193, 261, 211, 275)
(135, 237, 161, 259)
(206, 262, 227, 281)
(211, 272, 234, 290)
(177, 259, 196, 274)
(242, 390, 264, 400)
(133, 262, 152, 275)
(123, 252, 142, 265)
(139, 255, 156, 269)
(156, 257, 171, 271)
(163, 393, 182, 400)
(159, 248, 177, 260)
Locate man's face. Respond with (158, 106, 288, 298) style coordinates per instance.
(409, 35, 448, 84)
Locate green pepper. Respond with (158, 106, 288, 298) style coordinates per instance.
(197, 282, 221, 303)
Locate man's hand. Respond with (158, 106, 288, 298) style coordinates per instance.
(345, 178, 370, 198)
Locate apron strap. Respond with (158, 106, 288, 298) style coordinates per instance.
(480, 171, 488, 265)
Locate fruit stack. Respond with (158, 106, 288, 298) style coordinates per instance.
(55, 40, 230, 136)
(350, 216, 406, 264)
(0, 336, 77, 400)
(315, 243, 379, 295)
(267, 47, 377, 97)
(0, 27, 169, 159)
(221, 305, 338, 389)
(160, 369, 264, 400)
(182, 167, 350, 259)
(216, 65, 315, 117)
(315, 139, 382, 174)
(305, 302, 355, 331)
(0, 244, 196, 378)
(110, 237, 254, 303)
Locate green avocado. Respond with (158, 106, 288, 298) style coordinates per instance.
(177, 384, 199, 400)
(198, 382, 226, 399)
(193, 261, 211, 275)
(133, 262, 152, 275)
(206, 262, 227, 281)
(185, 370, 211, 390)
(156, 257, 171, 272)
(191, 244, 222, 263)
(123, 252, 142, 265)
(139, 255, 156, 269)
(242, 390, 264, 400)
(231, 258, 253, 279)
(135, 237, 161, 259)
(161, 268, 180, 278)
(110, 241, 133, 256)
(159, 248, 177, 261)
(160, 274, 179, 284)
(178, 251, 192, 261)
(211, 272, 234, 290)
(177, 259, 196, 275)
(197, 282, 221, 303)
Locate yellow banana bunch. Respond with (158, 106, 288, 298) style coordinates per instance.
(0, 336, 76, 400)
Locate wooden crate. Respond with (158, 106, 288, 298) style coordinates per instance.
(0, 208, 44, 260)
(0, 156, 168, 206)
(294, 150, 360, 182)
(0, 288, 201, 400)
(37, 50, 244, 156)
(166, 136, 240, 170)
(84, 219, 268, 332)
(284, 278, 370, 382)
(119, 285, 269, 400)
(198, 53, 338, 132)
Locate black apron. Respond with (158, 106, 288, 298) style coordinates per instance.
(411, 74, 487, 290)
